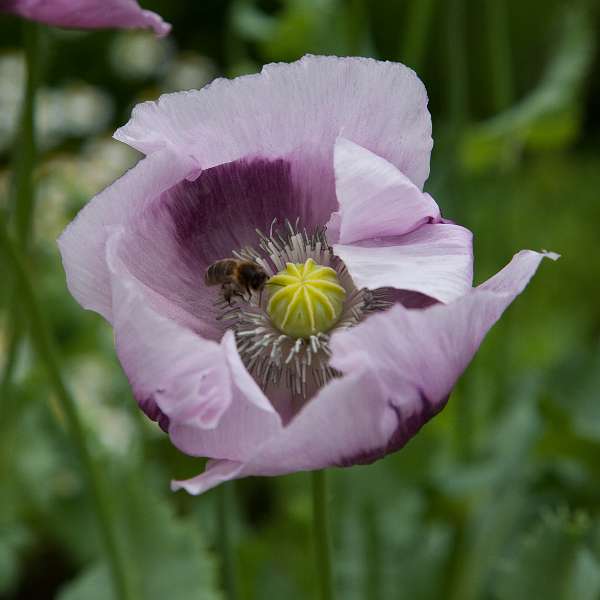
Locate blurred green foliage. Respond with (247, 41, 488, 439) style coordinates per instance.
(1, 0, 600, 599)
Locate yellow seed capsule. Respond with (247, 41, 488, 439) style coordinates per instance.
(266, 258, 347, 339)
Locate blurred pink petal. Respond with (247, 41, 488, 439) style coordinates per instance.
(0, 0, 170, 36)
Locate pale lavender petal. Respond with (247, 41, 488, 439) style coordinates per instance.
(172, 460, 245, 495)
(168, 397, 282, 462)
(108, 228, 281, 456)
(171, 369, 398, 494)
(328, 137, 441, 245)
(107, 230, 233, 429)
(334, 223, 473, 304)
(115, 56, 433, 225)
(0, 0, 170, 36)
(116, 156, 304, 339)
(171, 250, 556, 494)
(167, 332, 283, 461)
(478, 250, 560, 293)
(222, 330, 274, 413)
(328, 139, 471, 302)
(58, 148, 197, 323)
(330, 251, 559, 445)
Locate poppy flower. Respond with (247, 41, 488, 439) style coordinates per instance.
(0, 0, 170, 36)
(58, 56, 556, 494)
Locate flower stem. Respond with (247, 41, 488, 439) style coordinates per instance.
(13, 20, 40, 244)
(485, 0, 514, 112)
(401, 0, 436, 72)
(0, 222, 137, 600)
(445, 0, 469, 129)
(364, 503, 382, 600)
(217, 483, 239, 600)
(1, 20, 40, 411)
(0, 321, 21, 413)
(311, 470, 334, 600)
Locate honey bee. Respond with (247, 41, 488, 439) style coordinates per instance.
(205, 259, 268, 304)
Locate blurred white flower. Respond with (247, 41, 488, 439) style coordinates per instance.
(161, 53, 216, 92)
(63, 84, 114, 136)
(37, 83, 114, 149)
(1, 69, 115, 154)
(35, 136, 138, 243)
(81, 136, 139, 189)
(110, 30, 174, 80)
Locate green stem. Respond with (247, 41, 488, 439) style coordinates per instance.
(345, 0, 368, 56)
(311, 470, 334, 600)
(445, 0, 469, 130)
(217, 483, 239, 600)
(485, 0, 514, 112)
(0, 222, 137, 600)
(400, 0, 436, 71)
(0, 319, 21, 411)
(364, 504, 381, 600)
(1, 17, 44, 413)
(1, 21, 40, 411)
(12, 20, 40, 244)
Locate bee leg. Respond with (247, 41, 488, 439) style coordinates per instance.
(223, 283, 234, 305)
(233, 290, 246, 302)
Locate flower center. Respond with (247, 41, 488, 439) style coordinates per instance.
(266, 258, 347, 338)
(213, 220, 391, 400)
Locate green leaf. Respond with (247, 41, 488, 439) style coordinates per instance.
(230, 1, 278, 43)
(249, 0, 367, 62)
(0, 523, 33, 595)
(494, 509, 597, 600)
(568, 549, 600, 600)
(58, 468, 222, 600)
(547, 347, 600, 442)
(461, 8, 595, 171)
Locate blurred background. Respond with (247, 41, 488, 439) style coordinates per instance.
(1, 0, 600, 598)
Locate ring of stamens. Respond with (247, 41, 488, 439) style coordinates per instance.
(215, 220, 392, 399)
